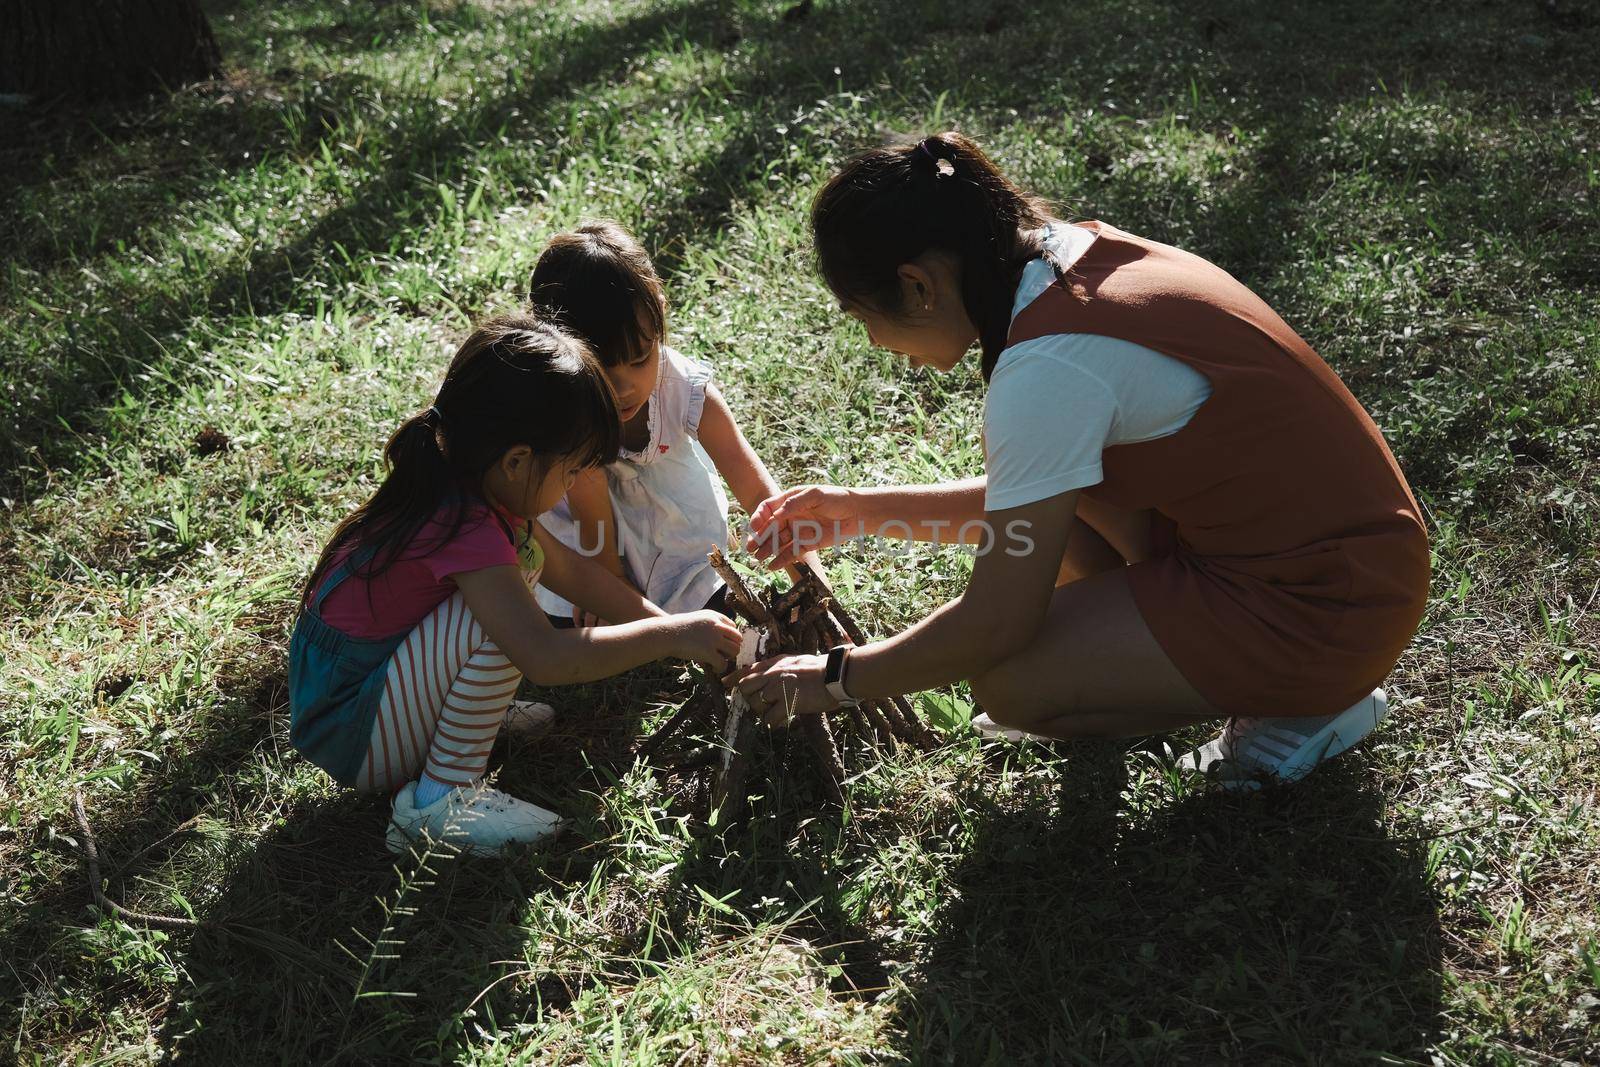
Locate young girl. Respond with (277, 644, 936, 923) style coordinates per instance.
(525, 221, 814, 624)
(289, 314, 742, 855)
(731, 132, 1430, 791)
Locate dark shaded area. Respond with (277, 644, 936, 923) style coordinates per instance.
(897, 743, 1443, 1062)
(0, 0, 221, 101)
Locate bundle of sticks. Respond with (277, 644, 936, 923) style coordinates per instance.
(641, 549, 936, 820)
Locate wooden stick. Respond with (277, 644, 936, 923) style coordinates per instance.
(771, 582, 809, 618)
(639, 682, 719, 758)
(795, 560, 866, 644)
(708, 548, 770, 625)
(891, 694, 940, 748)
(711, 706, 761, 822)
(799, 714, 847, 805)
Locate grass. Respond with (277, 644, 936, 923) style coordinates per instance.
(2, 0, 1598, 1061)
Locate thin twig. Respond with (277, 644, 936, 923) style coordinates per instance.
(72, 790, 200, 930)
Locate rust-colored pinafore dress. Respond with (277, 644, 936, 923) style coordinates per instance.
(1005, 222, 1430, 718)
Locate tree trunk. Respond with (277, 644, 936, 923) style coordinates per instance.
(0, 0, 221, 101)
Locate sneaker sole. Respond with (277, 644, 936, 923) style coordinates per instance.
(385, 819, 567, 857)
(1179, 689, 1391, 793)
(1239, 688, 1391, 785)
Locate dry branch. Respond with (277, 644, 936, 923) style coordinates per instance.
(646, 550, 936, 820)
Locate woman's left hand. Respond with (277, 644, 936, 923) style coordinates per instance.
(726, 652, 836, 725)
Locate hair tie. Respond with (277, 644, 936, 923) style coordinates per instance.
(427, 404, 445, 424)
(917, 139, 955, 178)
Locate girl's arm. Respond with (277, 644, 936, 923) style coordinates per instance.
(453, 565, 741, 685)
(533, 521, 664, 623)
(566, 467, 630, 582)
(696, 383, 825, 578)
(697, 384, 780, 518)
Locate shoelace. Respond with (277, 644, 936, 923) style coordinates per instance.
(464, 785, 515, 814)
(1220, 716, 1258, 755)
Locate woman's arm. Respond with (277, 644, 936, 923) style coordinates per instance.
(730, 490, 1079, 708)
(746, 478, 990, 572)
(533, 521, 664, 624)
(454, 565, 742, 685)
(566, 467, 629, 581)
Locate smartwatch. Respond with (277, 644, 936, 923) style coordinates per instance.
(823, 645, 861, 707)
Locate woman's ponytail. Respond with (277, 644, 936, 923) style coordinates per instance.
(812, 130, 1052, 380)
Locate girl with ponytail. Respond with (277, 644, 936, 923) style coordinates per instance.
(290, 314, 741, 855)
(731, 132, 1429, 792)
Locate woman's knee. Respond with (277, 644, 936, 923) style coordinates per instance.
(971, 663, 1067, 728)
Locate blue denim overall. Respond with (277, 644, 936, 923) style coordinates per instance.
(288, 549, 405, 788)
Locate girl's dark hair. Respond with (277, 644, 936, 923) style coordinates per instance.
(301, 313, 621, 605)
(527, 220, 667, 368)
(811, 130, 1053, 381)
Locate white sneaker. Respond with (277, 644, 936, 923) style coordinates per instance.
(972, 711, 1053, 744)
(1178, 688, 1390, 792)
(503, 700, 555, 743)
(386, 780, 565, 856)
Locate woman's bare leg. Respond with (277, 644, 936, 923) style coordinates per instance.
(970, 566, 1219, 739)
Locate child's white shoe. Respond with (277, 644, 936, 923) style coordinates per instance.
(972, 711, 1053, 744)
(1178, 688, 1391, 792)
(386, 780, 565, 856)
(503, 699, 556, 743)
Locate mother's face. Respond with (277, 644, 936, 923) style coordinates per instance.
(841, 253, 978, 372)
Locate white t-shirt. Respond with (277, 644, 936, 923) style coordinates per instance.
(982, 224, 1213, 512)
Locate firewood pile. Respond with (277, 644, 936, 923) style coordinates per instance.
(640, 549, 937, 821)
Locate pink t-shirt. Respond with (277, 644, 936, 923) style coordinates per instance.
(318, 499, 531, 640)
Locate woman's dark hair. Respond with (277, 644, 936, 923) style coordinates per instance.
(301, 313, 621, 605)
(527, 220, 668, 368)
(811, 130, 1053, 380)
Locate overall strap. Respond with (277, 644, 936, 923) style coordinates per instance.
(309, 544, 377, 612)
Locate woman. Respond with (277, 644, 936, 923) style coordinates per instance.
(729, 132, 1429, 789)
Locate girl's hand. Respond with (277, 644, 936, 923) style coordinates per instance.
(669, 610, 744, 672)
(745, 485, 863, 571)
(726, 652, 835, 725)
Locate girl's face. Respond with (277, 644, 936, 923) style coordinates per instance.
(602, 311, 662, 424)
(486, 448, 585, 519)
(841, 253, 977, 372)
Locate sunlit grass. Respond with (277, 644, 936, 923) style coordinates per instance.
(2, 0, 1597, 1061)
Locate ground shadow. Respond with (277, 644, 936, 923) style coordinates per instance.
(0, 0, 735, 497)
(893, 741, 1443, 1063)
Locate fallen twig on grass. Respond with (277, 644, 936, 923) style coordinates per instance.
(72, 789, 200, 931)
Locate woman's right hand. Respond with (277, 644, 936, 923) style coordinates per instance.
(668, 610, 745, 672)
(745, 485, 864, 571)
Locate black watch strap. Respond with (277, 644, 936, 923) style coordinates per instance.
(823, 645, 859, 706)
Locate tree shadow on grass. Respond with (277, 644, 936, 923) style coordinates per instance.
(893, 741, 1443, 1063)
(0, 0, 736, 498)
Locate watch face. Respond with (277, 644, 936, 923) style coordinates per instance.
(825, 646, 846, 685)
